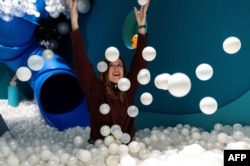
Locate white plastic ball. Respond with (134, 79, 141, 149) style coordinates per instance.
(118, 78, 131, 91)
(199, 97, 218, 115)
(118, 144, 129, 155)
(109, 143, 119, 155)
(128, 141, 140, 153)
(217, 133, 229, 144)
(1, 145, 11, 157)
(154, 73, 171, 90)
(181, 127, 190, 136)
(16, 66, 32, 82)
(7, 154, 19, 166)
(100, 125, 111, 137)
(223, 36, 241, 54)
(97, 61, 108, 72)
(191, 132, 201, 141)
(42, 49, 54, 60)
(225, 141, 250, 150)
(120, 155, 136, 166)
(139, 149, 150, 160)
(233, 131, 244, 141)
(112, 129, 123, 140)
(99, 103, 110, 115)
(137, 68, 151, 85)
(1, 13, 14, 22)
(40, 149, 52, 161)
(168, 72, 191, 97)
(66, 156, 77, 165)
(140, 92, 153, 105)
(8, 140, 18, 152)
(73, 136, 84, 147)
(27, 55, 44, 71)
(195, 63, 213, 81)
(142, 46, 156, 61)
(214, 123, 224, 132)
(106, 155, 119, 166)
(110, 125, 122, 139)
(77, 0, 91, 14)
(138, 0, 147, 6)
(60, 153, 70, 164)
(121, 133, 131, 144)
(111, 124, 122, 134)
(57, 22, 70, 35)
(127, 105, 139, 118)
(104, 136, 115, 146)
(77, 149, 91, 163)
(105, 46, 120, 62)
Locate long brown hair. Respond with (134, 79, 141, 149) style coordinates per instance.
(99, 57, 127, 103)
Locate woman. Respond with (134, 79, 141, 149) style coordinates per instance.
(67, 0, 150, 143)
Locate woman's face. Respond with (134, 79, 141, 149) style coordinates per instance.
(108, 58, 124, 83)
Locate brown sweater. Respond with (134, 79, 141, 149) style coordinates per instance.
(70, 28, 148, 139)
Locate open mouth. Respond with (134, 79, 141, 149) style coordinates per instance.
(113, 73, 120, 77)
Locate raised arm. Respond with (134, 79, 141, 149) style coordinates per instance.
(67, 0, 79, 31)
(134, 0, 150, 35)
(67, 0, 100, 99)
(127, 0, 150, 96)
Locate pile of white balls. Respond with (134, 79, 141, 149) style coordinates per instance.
(0, 99, 250, 166)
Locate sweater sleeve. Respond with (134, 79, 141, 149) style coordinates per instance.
(70, 28, 100, 98)
(127, 33, 148, 98)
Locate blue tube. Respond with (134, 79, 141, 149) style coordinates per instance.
(2, 42, 90, 130)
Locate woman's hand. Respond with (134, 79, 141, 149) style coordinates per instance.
(134, 0, 150, 35)
(67, 0, 79, 31)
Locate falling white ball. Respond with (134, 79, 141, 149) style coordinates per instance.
(77, 0, 91, 14)
(127, 105, 139, 118)
(97, 61, 108, 72)
(57, 22, 70, 35)
(16, 67, 32, 82)
(195, 63, 213, 81)
(223, 36, 241, 54)
(168, 73, 191, 97)
(105, 46, 120, 62)
(99, 103, 110, 114)
(199, 97, 218, 115)
(138, 0, 147, 6)
(118, 78, 131, 91)
(140, 92, 153, 105)
(154, 73, 171, 90)
(137, 68, 151, 85)
(42, 49, 54, 60)
(27, 55, 44, 71)
(142, 46, 156, 61)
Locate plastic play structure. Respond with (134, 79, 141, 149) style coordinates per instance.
(0, 0, 90, 131)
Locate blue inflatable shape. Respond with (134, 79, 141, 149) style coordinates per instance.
(0, 1, 90, 130)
